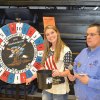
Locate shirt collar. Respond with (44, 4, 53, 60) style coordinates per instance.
(87, 46, 100, 54)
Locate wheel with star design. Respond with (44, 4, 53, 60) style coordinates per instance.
(0, 22, 44, 84)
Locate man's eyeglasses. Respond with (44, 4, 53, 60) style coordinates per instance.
(85, 33, 100, 37)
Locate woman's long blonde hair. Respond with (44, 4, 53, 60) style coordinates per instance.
(42, 25, 66, 66)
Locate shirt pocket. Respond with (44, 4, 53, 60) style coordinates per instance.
(87, 64, 98, 77)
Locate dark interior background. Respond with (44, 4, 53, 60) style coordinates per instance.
(0, 0, 100, 98)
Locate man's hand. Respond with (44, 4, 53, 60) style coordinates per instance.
(75, 74, 89, 84)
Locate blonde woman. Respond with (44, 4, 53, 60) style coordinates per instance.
(26, 25, 72, 100)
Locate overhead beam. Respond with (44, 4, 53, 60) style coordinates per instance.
(1, 0, 100, 6)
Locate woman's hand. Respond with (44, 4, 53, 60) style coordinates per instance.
(26, 73, 37, 85)
(26, 77, 32, 85)
(67, 73, 76, 81)
(52, 69, 73, 77)
(52, 70, 61, 77)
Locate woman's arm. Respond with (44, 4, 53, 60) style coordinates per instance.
(26, 72, 37, 85)
(26, 66, 45, 85)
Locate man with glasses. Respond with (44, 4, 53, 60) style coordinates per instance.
(73, 23, 100, 100)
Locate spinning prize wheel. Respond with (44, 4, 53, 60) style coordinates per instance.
(0, 22, 44, 84)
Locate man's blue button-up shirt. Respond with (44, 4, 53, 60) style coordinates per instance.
(73, 46, 100, 100)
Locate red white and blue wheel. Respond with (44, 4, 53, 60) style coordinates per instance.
(0, 22, 44, 84)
